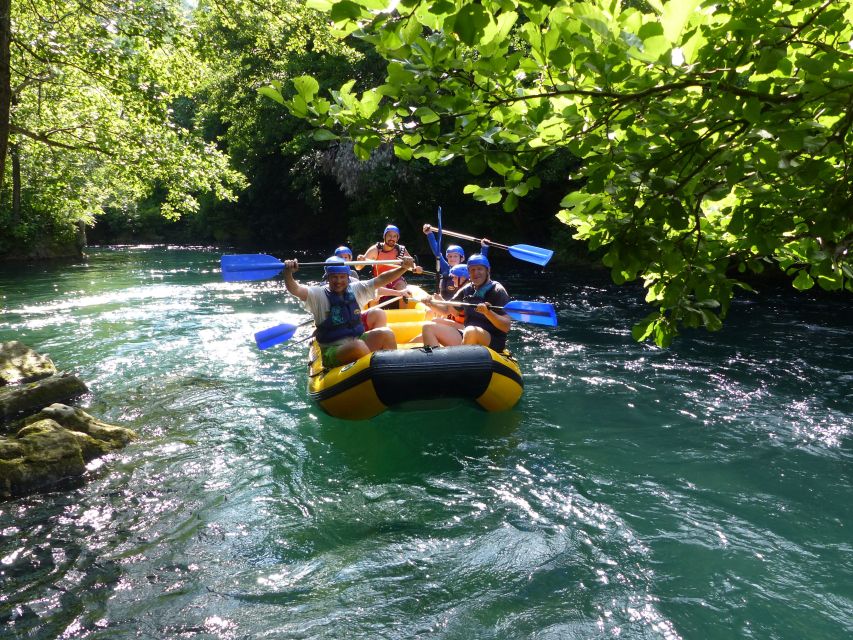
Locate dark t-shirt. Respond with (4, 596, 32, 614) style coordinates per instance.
(451, 280, 510, 351)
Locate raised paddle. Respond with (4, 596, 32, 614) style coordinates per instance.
(422, 298, 558, 327)
(221, 254, 406, 282)
(253, 294, 407, 350)
(424, 226, 553, 266)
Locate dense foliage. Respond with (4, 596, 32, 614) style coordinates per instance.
(0, 0, 245, 256)
(266, 0, 853, 345)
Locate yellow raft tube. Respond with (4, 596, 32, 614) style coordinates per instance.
(307, 300, 523, 420)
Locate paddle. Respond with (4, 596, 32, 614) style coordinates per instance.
(253, 294, 407, 350)
(422, 298, 558, 327)
(221, 254, 406, 282)
(424, 226, 553, 266)
(436, 205, 443, 293)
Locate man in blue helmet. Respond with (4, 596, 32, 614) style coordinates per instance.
(422, 223, 489, 300)
(357, 224, 423, 292)
(420, 253, 511, 351)
(283, 254, 416, 367)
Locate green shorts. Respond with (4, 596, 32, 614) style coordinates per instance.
(320, 336, 367, 368)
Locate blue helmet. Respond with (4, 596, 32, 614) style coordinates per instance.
(467, 253, 490, 270)
(445, 244, 465, 260)
(334, 245, 352, 259)
(449, 264, 469, 279)
(383, 224, 400, 239)
(323, 256, 350, 277)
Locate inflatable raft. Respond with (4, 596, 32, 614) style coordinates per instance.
(307, 301, 523, 420)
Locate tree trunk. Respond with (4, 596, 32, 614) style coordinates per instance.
(10, 141, 19, 224)
(0, 0, 11, 193)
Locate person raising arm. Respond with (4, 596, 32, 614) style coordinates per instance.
(283, 255, 416, 368)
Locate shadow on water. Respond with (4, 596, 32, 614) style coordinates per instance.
(316, 405, 524, 481)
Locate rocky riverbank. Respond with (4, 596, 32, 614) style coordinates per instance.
(0, 341, 136, 498)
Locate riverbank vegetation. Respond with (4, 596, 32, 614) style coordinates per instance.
(1, 0, 850, 344)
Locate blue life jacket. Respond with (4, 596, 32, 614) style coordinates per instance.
(315, 286, 364, 344)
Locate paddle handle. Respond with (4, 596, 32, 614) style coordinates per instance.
(425, 226, 508, 251)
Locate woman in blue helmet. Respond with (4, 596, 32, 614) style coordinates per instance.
(420, 253, 511, 351)
(422, 223, 490, 300)
(283, 254, 415, 367)
(334, 245, 360, 280)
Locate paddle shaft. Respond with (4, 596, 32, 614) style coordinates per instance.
(424, 299, 554, 318)
(428, 300, 511, 312)
(223, 259, 404, 274)
(425, 226, 508, 250)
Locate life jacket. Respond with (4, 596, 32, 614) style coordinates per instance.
(457, 281, 508, 351)
(372, 242, 406, 278)
(461, 281, 495, 305)
(314, 286, 364, 344)
(440, 273, 467, 321)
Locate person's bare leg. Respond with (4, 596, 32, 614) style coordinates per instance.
(462, 326, 492, 347)
(362, 327, 397, 352)
(363, 308, 387, 329)
(422, 322, 464, 348)
(335, 339, 372, 365)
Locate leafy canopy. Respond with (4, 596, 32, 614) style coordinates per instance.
(2, 0, 246, 251)
(263, 0, 853, 346)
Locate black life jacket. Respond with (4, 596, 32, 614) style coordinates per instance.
(314, 286, 364, 344)
(439, 273, 463, 300)
(457, 281, 507, 351)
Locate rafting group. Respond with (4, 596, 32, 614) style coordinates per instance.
(220, 220, 556, 419)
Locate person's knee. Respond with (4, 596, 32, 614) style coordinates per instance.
(365, 308, 387, 329)
(378, 327, 396, 349)
(463, 327, 490, 346)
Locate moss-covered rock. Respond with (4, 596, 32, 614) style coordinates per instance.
(0, 407, 136, 497)
(0, 375, 88, 424)
(0, 341, 57, 385)
(25, 404, 137, 448)
(0, 419, 86, 497)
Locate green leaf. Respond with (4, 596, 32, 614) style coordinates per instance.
(394, 142, 413, 160)
(503, 193, 519, 212)
(661, 0, 700, 45)
(700, 309, 722, 331)
(632, 312, 658, 341)
(560, 190, 590, 209)
(312, 129, 338, 141)
(414, 106, 440, 123)
(549, 47, 572, 68)
(452, 5, 490, 46)
(293, 76, 320, 101)
(258, 86, 285, 105)
(792, 270, 815, 290)
(465, 154, 487, 175)
(330, 1, 364, 21)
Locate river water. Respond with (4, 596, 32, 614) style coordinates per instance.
(0, 247, 850, 639)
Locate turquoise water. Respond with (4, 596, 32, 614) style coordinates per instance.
(0, 247, 850, 639)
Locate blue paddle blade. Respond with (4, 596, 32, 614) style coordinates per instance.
(221, 254, 284, 282)
(504, 300, 558, 326)
(254, 323, 298, 350)
(508, 244, 554, 266)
